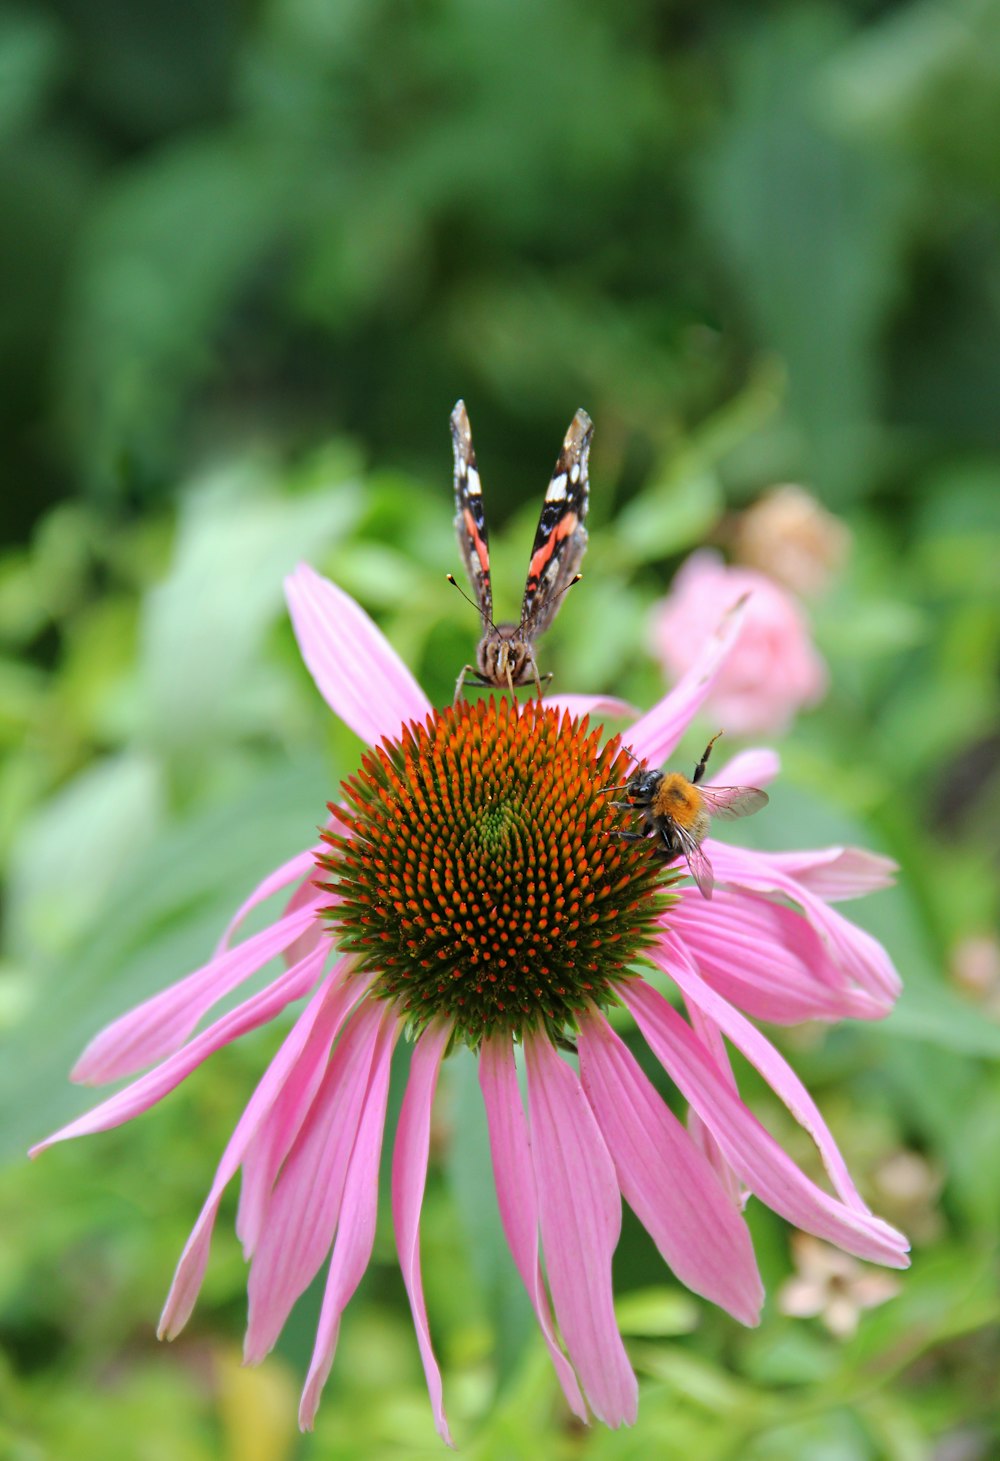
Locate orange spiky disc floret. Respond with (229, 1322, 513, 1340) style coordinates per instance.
(318, 697, 674, 1048)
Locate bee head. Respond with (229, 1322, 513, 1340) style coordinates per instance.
(625, 769, 662, 804)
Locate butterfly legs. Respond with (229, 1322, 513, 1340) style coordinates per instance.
(452, 664, 552, 701)
(454, 664, 477, 702)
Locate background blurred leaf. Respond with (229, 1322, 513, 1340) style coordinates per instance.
(136, 456, 359, 752)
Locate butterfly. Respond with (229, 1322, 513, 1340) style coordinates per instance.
(448, 400, 591, 698)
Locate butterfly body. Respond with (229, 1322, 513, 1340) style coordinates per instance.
(451, 401, 591, 697)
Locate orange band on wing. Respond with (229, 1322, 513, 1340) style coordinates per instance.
(463, 507, 490, 575)
(526, 511, 578, 586)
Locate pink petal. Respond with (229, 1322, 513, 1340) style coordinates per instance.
(525, 1034, 637, 1428)
(542, 693, 637, 722)
(245, 999, 385, 1363)
(626, 594, 748, 767)
(158, 962, 364, 1339)
(707, 842, 901, 1003)
(709, 747, 781, 789)
(478, 1037, 587, 1422)
(285, 563, 430, 747)
(670, 890, 885, 1024)
(279, 871, 329, 967)
(654, 934, 869, 1212)
(31, 942, 331, 1155)
(683, 1002, 745, 1206)
(72, 903, 323, 1085)
(237, 974, 375, 1258)
(298, 1010, 398, 1430)
(578, 1012, 762, 1325)
(215, 845, 321, 954)
(757, 847, 897, 901)
(392, 1021, 454, 1447)
(621, 979, 909, 1267)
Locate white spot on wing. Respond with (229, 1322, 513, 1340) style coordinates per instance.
(546, 472, 568, 501)
(465, 465, 482, 496)
(569, 462, 580, 484)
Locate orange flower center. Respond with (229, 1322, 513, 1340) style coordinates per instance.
(318, 698, 672, 1047)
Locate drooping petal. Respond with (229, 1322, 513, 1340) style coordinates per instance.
(158, 962, 365, 1339)
(478, 1037, 587, 1421)
(392, 1021, 454, 1447)
(755, 847, 897, 901)
(525, 1034, 637, 1428)
(32, 942, 331, 1155)
(279, 869, 329, 967)
(285, 563, 430, 746)
(542, 693, 636, 722)
(670, 890, 886, 1024)
(707, 842, 901, 1004)
(621, 979, 909, 1268)
(578, 1012, 762, 1325)
(245, 999, 385, 1363)
(299, 1010, 398, 1430)
(654, 935, 870, 1213)
(683, 1001, 745, 1206)
(236, 972, 373, 1259)
(215, 845, 321, 954)
(72, 903, 323, 1085)
(709, 747, 781, 790)
(626, 595, 747, 767)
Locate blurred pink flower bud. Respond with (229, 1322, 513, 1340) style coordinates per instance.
(732, 484, 851, 598)
(651, 551, 828, 737)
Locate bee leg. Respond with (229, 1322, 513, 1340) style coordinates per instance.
(692, 730, 724, 785)
(608, 799, 635, 811)
(454, 665, 477, 702)
(609, 829, 648, 842)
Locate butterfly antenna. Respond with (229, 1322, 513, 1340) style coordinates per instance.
(514, 573, 583, 635)
(446, 574, 502, 636)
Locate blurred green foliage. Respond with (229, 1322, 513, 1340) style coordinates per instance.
(2, 0, 1000, 1457)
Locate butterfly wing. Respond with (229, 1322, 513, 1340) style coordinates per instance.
(451, 400, 493, 630)
(698, 785, 770, 820)
(672, 821, 715, 899)
(519, 408, 592, 637)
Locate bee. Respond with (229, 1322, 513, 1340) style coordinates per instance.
(606, 733, 768, 899)
(448, 400, 591, 699)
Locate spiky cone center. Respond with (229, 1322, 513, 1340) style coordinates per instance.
(318, 697, 674, 1048)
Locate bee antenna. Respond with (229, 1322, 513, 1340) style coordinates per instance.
(446, 573, 502, 636)
(514, 573, 582, 635)
(597, 743, 642, 795)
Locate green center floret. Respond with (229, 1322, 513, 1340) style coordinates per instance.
(318, 697, 673, 1048)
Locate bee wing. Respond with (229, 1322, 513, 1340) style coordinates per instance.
(673, 822, 715, 899)
(698, 785, 769, 821)
(451, 400, 493, 630)
(519, 408, 592, 636)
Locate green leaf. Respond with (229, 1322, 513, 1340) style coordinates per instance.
(0, 755, 327, 1164)
(137, 463, 359, 750)
(615, 1286, 699, 1337)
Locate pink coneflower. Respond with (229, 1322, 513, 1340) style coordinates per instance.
(651, 549, 829, 737)
(31, 563, 908, 1442)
